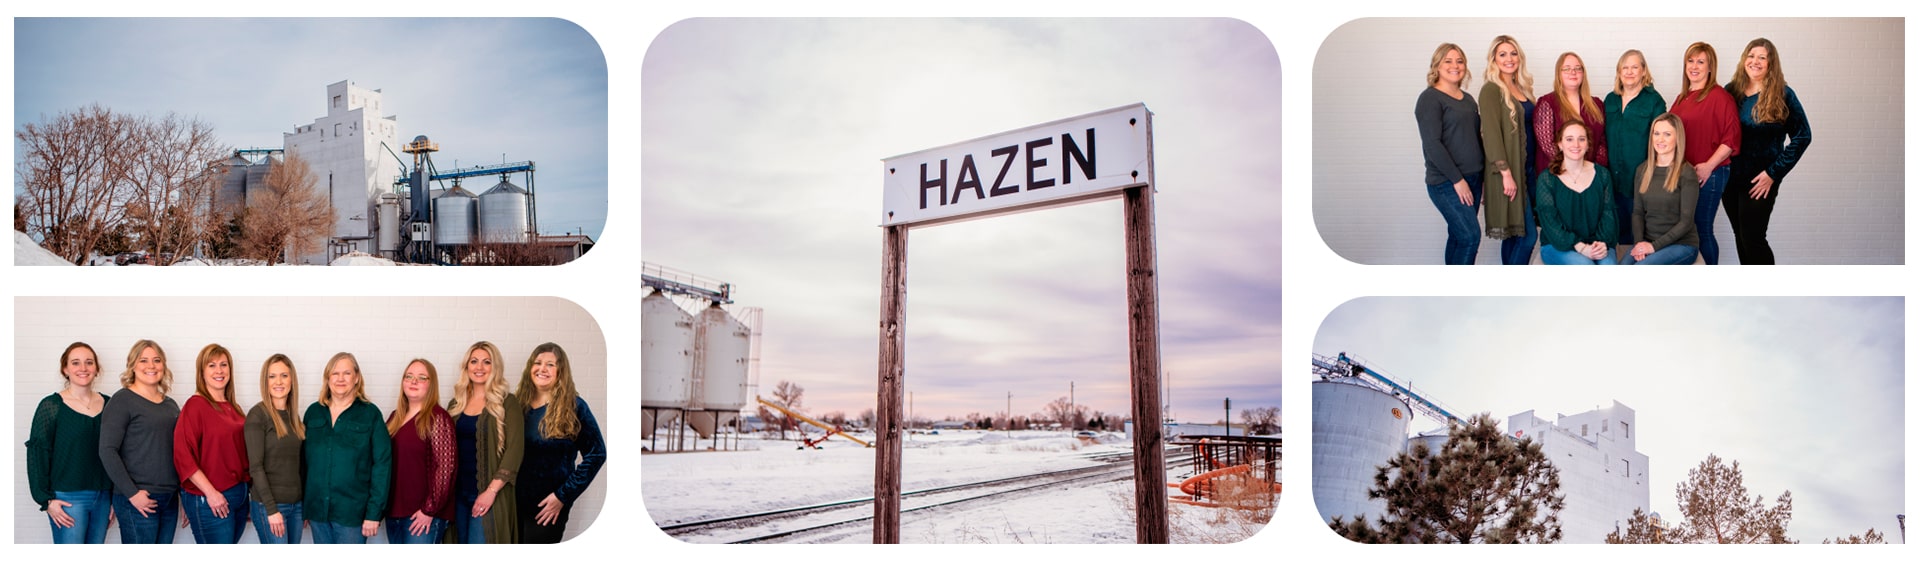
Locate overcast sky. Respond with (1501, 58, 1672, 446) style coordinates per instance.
(1313, 297, 1904, 543)
(13, 18, 608, 239)
(642, 19, 1282, 423)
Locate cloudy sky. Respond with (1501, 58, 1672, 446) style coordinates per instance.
(1313, 297, 1904, 543)
(13, 18, 608, 239)
(642, 19, 1282, 423)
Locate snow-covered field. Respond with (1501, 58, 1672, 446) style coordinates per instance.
(643, 429, 1272, 544)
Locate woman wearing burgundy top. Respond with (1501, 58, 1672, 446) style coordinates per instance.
(386, 359, 455, 544)
(514, 343, 606, 543)
(1725, 38, 1812, 265)
(174, 344, 252, 543)
(1534, 52, 1608, 176)
(1670, 41, 1742, 264)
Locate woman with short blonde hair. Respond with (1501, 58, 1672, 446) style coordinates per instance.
(1416, 42, 1485, 264)
(302, 352, 392, 543)
(1605, 49, 1667, 251)
(98, 340, 182, 543)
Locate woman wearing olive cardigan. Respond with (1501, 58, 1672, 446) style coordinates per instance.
(449, 341, 524, 543)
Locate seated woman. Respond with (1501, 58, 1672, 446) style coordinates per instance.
(1534, 121, 1617, 265)
(1623, 113, 1701, 265)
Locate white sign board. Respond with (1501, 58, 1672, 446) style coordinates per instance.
(881, 103, 1152, 227)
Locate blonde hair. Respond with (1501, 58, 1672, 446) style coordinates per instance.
(1553, 52, 1605, 128)
(1682, 42, 1720, 103)
(450, 341, 509, 454)
(515, 343, 581, 440)
(1426, 43, 1471, 88)
(119, 339, 174, 395)
(1613, 49, 1654, 95)
(1728, 38, 1788, 123)
(256, 354, 305, 439)
(1637, 113, 1691, 194)
(194, 344, 238, 415)
(1483, 35, 1535, 135)
(317, 352, 369, 406)
(388, 359, 442, 440)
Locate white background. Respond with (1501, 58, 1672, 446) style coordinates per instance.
(4, 0, 1915, 560)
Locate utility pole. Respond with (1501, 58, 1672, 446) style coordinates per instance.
(1224, 397, 1232, 437)
(1006, 391, 1013, 438)
(1070, 381, 1076, 431)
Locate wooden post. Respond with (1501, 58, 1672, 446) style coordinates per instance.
(1124, 184, 1168, 544)
(873, 224, 908, 544)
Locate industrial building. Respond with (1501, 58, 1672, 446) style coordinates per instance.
(642, 263, 762, 451)
(1311, 353, 1650, 543)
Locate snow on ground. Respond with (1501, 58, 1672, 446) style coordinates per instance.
(330, 251, 398, 266)
(643, 429, 1270, 543)
(14, 230, 73, 265)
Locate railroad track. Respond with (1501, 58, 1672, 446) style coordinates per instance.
(660, 448, 1194, 544)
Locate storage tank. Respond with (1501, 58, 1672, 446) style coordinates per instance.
(1312, 379, 1412, 526)
(433, 184, 478, 246)
(477, 179, 530, 243)
(377, 194, 402, 253)
(218, 155, 251, 212)
(687, 303, 750, 438)
(642, 292, 695, 413)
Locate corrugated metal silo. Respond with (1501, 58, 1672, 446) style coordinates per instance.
(433, 184, 478, 246)
(688, 303, 751, 438)
(377, 194, 402, 253)
(218, 155, 250, 212)
(1312, 379, 1412, 526)
(477, 179, 530, 243)
(642, 292, 695, 411)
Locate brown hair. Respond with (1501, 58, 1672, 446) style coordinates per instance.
(1728, 38, 1788, 123)
(60, 342, 98, 383)
(1549, 120, 1591, 176)
(256, 354, 305, 439)
(515, 343, 581, 440)
(1637, 113, 1691, 194)
(1553, 52, 1605, 129)
(388, 359, 442, 440)
(1682, 42, 1720, 103)
(194, 344, 238, 415)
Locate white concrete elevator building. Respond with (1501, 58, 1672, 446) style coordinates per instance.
(1507, 401, 1651, 543)
(283, 79, 402, 263)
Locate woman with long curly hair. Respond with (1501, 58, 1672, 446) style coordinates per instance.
(513, 343, 606, 543)
(1724, 37, 1812, 264)
(1478, 35, 1539, 265)
(450, 341, 523, 543)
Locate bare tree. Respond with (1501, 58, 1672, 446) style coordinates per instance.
(239, 154, 331, 264)
(766, 380, 805, 438)
(1240, 406, 1280, 435)
(16, 104, 139, 264)
(121, 113, 227, 260)
(1042, 396, 1087, 430)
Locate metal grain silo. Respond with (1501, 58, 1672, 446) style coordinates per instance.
(642, 292, 695, 413)
(433, 184, 478, 246)
(1312, 379, 1412, 527)
(218, 155, 251, 212)
(377, 194, 402, 253)
(477, 179, 530, 243)
(687, 303, 750, 438)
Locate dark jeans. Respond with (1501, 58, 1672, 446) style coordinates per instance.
(455, 498, 487, 543)
(1725, 162, 1780, 264)
(248, 500, 304, 544)
(112, 490, 179, 544)
(1695, 165, 1729, 265)
(1500, 181, 1538, 265)
(184, 482, 250, 544)
(48, 489, 113, 544)
(1426, 172, 1483, 265)
(1540, 245, 1617, 265)
(309, 520, 369, 544)
(385, 515, 449, 544)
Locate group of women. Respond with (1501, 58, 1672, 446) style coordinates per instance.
(25, 340, 606, 544)
(1416, 36, 1811, 265)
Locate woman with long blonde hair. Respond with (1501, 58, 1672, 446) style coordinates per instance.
(1669, 41, 1742, 264)
(1478, 35, 1538, 265)
(450, 341, 523, 543)
(1623, 113, 1701, 265)
(173, 343, 252, 543)
(1724, 37, 1811, 264)
(1534, 52, 1608, 175)
(302, 352, 392, 543)
(26, 343, 114, 543)
(244, 353, 306, 543)
(513, 343, 606, 543)
(1604, 49, 1667, 253)
(385, 359, 455, 543)
(98, 339, 181, 543)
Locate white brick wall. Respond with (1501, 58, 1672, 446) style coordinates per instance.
(1313, 18, 1903, 265)
(11, 296, 607, 543)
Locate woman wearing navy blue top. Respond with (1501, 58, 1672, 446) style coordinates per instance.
(513, 342, 605, 543)
(1725, 38, 1811, 265)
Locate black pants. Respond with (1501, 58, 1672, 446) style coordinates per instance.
(518, 504, 570, 543)
(1724, 160, 1780, 265)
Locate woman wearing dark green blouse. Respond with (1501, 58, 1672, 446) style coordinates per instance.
(26, 342, 113, 544)
(1535, 121, 1617, 265)
(1604, 49, 1666, 251)
(302, 352, 393, 544)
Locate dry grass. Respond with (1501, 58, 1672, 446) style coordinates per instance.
(1110, 473, 1276, 544)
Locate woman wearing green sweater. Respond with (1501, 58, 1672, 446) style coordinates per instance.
(26, 342, 114, 544)
(302, 352, 393, 544)
(450, 341, 524, 543)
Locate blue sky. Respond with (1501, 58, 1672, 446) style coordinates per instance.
(14, 18, 608, 240)
(1314, 297, 1905, 543)
(642, 19, 1283, 423)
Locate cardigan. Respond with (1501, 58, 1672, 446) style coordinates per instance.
(244, 402, 304, 513)
(1670, 85, 1742, 168)
(26, 392, 113, 510)
(388, 406, 456, 521)
(1728, 84, 1811, 183)
(1535, 164, 1617, 251)
(1416, 86, 1484, 186)
(1478, 81, 1531, 239)
(173, 395, 251, 496)
(1534, 92, 1609, 173)
(1604, 87, 1668, 201)
(451, 393, 524, 543)
(98, 387, 180, 498)
(517, 398, 607, 516)
(1631, 163, 1701, 250)
(303, 398, 393, 527)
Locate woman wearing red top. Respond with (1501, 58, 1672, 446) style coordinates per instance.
(1669, 41, 1742, 265)
(385, 359, 455, 544)
(1534, 52, 1608, 176)
(173, 343, 251, 543)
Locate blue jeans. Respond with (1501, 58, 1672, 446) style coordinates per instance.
(1621, 244, 1698, 265)
(1427, 173, 1483, 265)
(248, 500, 304, 544)
(112, 490, 179, 544)
(1695, 165, 1729, 265)
(184, 483, 250, 544)
(48, 489, 113, 544)
(309, 520, 369, 544)
(1499, 188, 1538, 265)
(386, 515, 449, 544)
(455, 498, 487, 543)
(1540, 245, 1617, 265)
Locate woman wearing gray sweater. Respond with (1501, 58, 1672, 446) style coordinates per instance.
(97, 339, 181, 544)
(1623, 113, 1701, 265)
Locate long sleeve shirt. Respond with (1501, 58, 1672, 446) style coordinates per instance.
(244, 403, 304, 513)
(1631, 163, 1701, 250)
(1671, 86, 1742, 168)
(1534, 93, 1609, 173)
(98, 387, 180, 498)
(1415, 86, 1484, 186)
(1535, 165, 1618, 251)
(26, 392, 113, 509)
(388, 406, 456, 521)
(1729, 84, 1812, 183)
(517, 398, 607, 510)
(173, 395, 251, 495)
(303, 399, 393, 527)
(1604, 87, 1668, 199)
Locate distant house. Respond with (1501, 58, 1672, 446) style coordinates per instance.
(930, 420, 968, 431)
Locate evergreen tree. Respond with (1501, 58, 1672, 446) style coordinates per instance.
(1669, 454, 1795, 544)
(1331, 413, 1565, 543)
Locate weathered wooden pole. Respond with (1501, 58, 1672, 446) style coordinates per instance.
(1124, 184, 1168, 544)
(873, 224, 908, 544)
